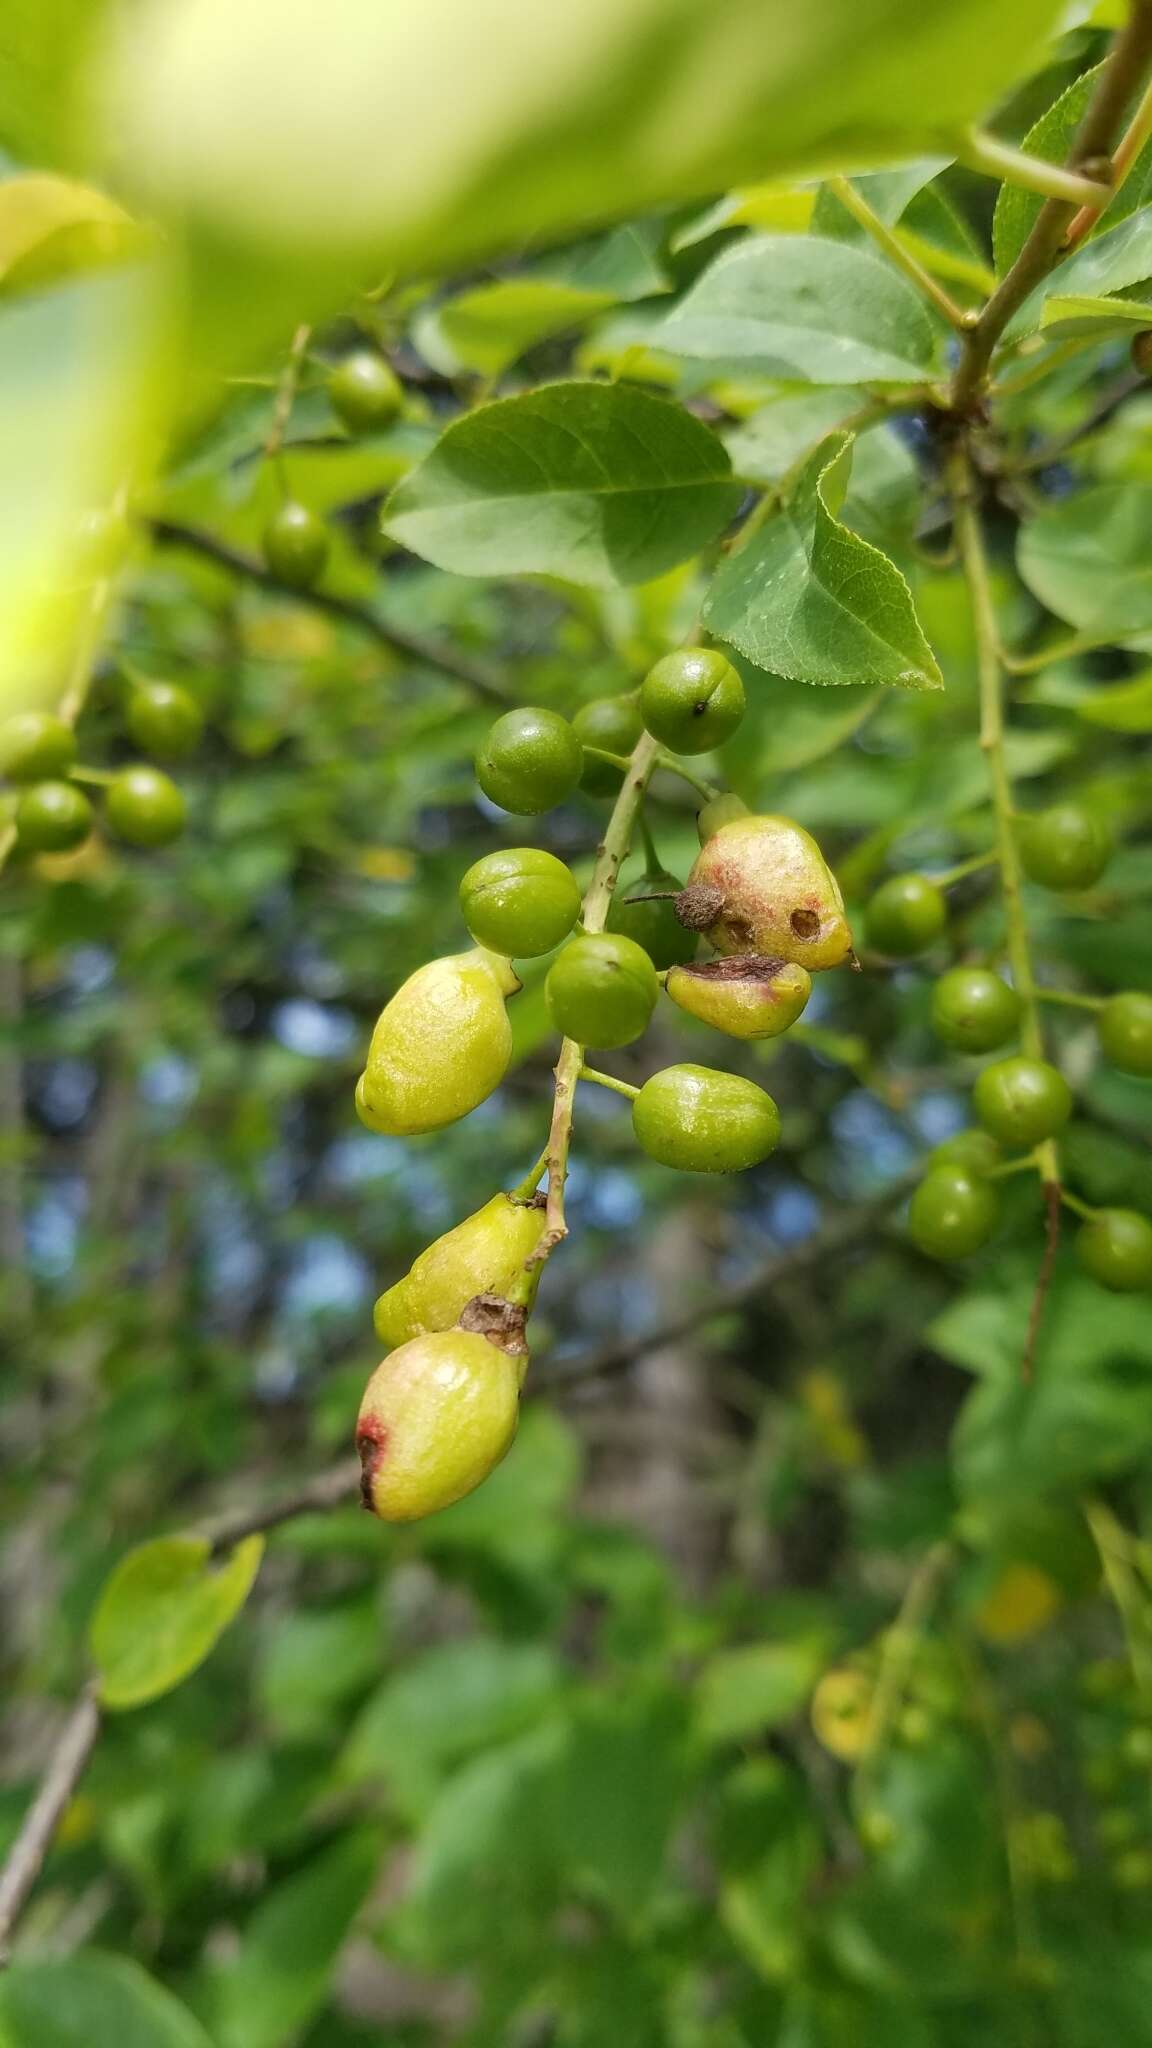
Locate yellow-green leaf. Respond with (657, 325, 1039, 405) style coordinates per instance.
(0, 174, 141, 295)
(90, 1533, 264, 1710)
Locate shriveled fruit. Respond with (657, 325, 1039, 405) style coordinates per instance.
(328, 350, 403, 433)
(640, 649, 745, 754)
(973, 1056, 1072, 1148)
(929, 1129, 1001, 1176)
(125, 681, 204, 761)
(105, 766, 186, 847)
(1076, 1209, 1152, 1292)
(459, 847, 580, 957)
(632, 1062, 780, 1172)
(1019, 803, 1112, 891)
(572, 695, 643, 795)
(357, 1325, 521, 1521)
(374, 1192, 546, 1347)
(681, 814, 853, 970)
(932, 968, 1020, 1053)
(909, 1166, 999, 1259)
(545, 932, 658, 1048)
(356, 949, 520, 1136)
(476, 707, 583, 815)
(608, 866, 698, 970)
(1099, 992, 1152, 1078)
(262, 500, 329, 589)
(866, 874, 946, 958)
(0, 711, 76, 784)
(15, 780, 92, 852)
(665, 955, 811, 1039)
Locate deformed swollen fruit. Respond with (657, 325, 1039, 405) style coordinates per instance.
(665, 956, 811, 1040)
(375, 1192, 546, 1347)
(356, 948, 520, 1136)
(632, 1063, 780, 1172)
(357, 1323, 521, 1521)
(680, 815, 853, 970)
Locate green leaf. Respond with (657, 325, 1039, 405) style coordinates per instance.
(1038, 290, 1152, 338)
(1017, 483, 1152, 634)
(0, 1954, 213, 2048)
(1076, 666, 1152, 730)
(89, 1533, 264, 1709)
(704, 434, 942, 690)
(211, 1831, 380, 2048)
(694, 1638, 828, 1744)
(0, 175, 141, 294)
(538, 221, 669, 300)
(659, 234, 942, 384)
(993, 64, 1100, 276)
(383, 382, 741, 589)
(840, 424, 923, 558)
(416, 280, 618, 380)
(1013, 206, 1152, 337)
(724, 661, 881, 779)
(810, 161, 950, 241)
(340, 1637, 563, 1806)
(725, 389, 867, 485)
(0, 0, 116, 168)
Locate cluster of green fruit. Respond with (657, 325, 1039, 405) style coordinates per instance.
(862, 803, 1152, 1291)
(1, 682, 197, 857)
(352, 648, 860, 1522)
(260, 350, 404, 590)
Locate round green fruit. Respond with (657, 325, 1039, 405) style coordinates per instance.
(1076, 1209, 1152, 1293)
(639, 648, 745, 755)
(328, 350, 403, 433)
(105, 766, 186, 847)
(262, 500, 329, 589)
(572, 695, 644, 795)
(545, 932, 658, 1049)
(1099, 993, 1152, 1078)
(15, 779, 93, 853)
(866, 874, 946, 958)
(0, 711, 76, 784)
(476, 707, 583, 815)
(632, 1063, 780, 1173)
(125, 681, 204, 761)
(458, 847, 581, 958)
(608, 868, 698, 970)
(1019, 803, 1112, 891)
(908, 1166, 999, 1260)
(973, 1057, 1072, 1148)
(932, 968, 1020, 1054)
(929, 1129, 1001, 1176)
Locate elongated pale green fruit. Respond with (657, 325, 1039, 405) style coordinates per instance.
(665, 956, 811, 1039)
(355, 949, 520, 1136)
(357, 1326, 522, 1522)
(681, 815, 853, 970)
(375, 1192, 546, 1346)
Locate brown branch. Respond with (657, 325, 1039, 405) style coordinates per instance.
(1022, 1180, 1062, 1383)
(147, 519, 512, 704)
(199, 1459, 359, 1555)
(952, 1, 1152, 410)
(0, 1684, 101, 1966)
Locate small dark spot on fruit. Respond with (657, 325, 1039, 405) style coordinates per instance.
(790, 908, 820, 938)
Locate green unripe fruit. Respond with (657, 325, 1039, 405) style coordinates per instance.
(683, 815, 854, 970)
(545, 932, 658, 1049)
(357, 1325, 521, 1521)
(665, 956, 811, 1040)
(125, 681, 204, 761)
(608, 868, 698, 970)
(476, 707, 583, 815)
(1112, 1849, 1152, 1891)
(459, 848, 581, 957)
(973, 1056, 1072, 1148)
(929, 1129, 1001, 1176)
(697, 792, 750, 845)
(1019, 803, 1112, 891)
(1076, 1209, 1152, 1292)
(572, 695, 643, 795)
(908, 1167, 999, 1260)
(374, 1192, 546, 1347)
(328, 350, 403, 433)
(866, 874, 946, 958)
(105, 766, 186, 847)
(0, 711, 76, 784)
(639, 648, 745, 754)
(632, 1063, 780, 1173)
(357, 949, 519, 1137)
(932, 968, 1021, 1054)
(262, 500, 329, 589)
(15, 779, 93, 852)
(1099, 993, 1152, 1078)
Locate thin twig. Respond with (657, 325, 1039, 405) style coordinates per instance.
(825, 175, 970, 329)
(265, 323, 313, 474)
(1012, 369, 1142, 473)
(1063, 73, 1152, 247)
(0, 1684, 101, 1966)
(855, 1540, 953, 1804)
(1021, 1180, 1062, 1385)
(147, 519, 511, 703)
(1085, 1496, 1152, 1703)
(959, 128, 1112, 207)
(198, 1460, 358, 1555)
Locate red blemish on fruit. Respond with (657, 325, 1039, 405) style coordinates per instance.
(356, 1417, 388, 1511)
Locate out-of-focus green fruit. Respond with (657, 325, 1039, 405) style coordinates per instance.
(0, 712, 76, 784)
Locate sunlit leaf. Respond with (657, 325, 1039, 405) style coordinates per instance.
(90, 1533, 264, 1709)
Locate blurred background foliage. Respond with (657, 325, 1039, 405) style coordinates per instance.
(3, 2, 1152, 2045)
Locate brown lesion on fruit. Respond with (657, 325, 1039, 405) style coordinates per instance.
(458, 1291, 529, 1357)
(673, 882, 727, 931)
(356, 1416, 388, 1511)
(789, 907, 821, 939)
(509, 1189, 547, 1212)
(677, 954, 788, 983)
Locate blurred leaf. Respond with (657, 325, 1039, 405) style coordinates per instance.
(694, 1637, 828, 1743)
(341, 1637, 564, 1804)
(1039, 290, 1152, 338)
(0, 175, 139, 294)
(724, 661, 880, 778)
(0, 1953, 212, 2048)
(416, 281, 617, 379)
(0, 0, 115, 166)
(383, 382, 740, 589)
(1017, 483, 1152, 634)
(1075, 667, 1152, 730)
(90, 1533, 264, 1709)
(211, 1831, 381, 2048)
(725, 388, 867, 484)
(993, 64, 1099, 276)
